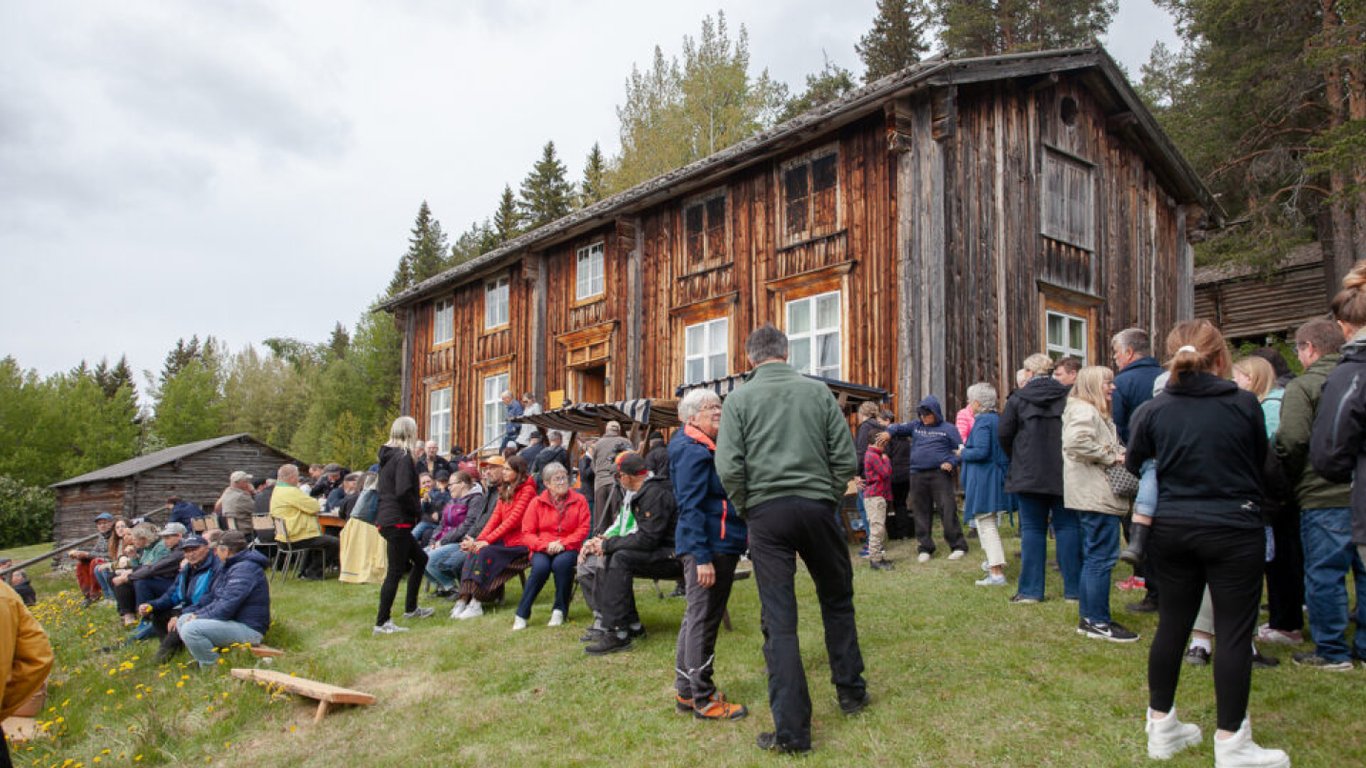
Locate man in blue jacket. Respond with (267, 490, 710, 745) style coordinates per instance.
(176, 531, 270, 668)
(139, 535, 221, 664)
(888, 396, 967, 562)
(1111, 328, 1165, 613)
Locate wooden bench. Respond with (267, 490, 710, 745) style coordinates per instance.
(249, 644, 285, 658)
(231, 668, 376, 723)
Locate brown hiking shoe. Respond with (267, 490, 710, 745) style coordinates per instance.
(674, 693, 693, 713)
(694, 693, 748, 720)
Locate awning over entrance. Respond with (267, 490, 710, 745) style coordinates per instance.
(511, 398, 680, 432)
(675, 371, 890, 414)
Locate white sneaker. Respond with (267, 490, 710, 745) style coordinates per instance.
(981, 560, 991, 572)
(1214, 718, 1290, 768)
(458, 600, 483, 620)
(947, 550, 966, 561)
(1146, 706, 1202, 760)
(975, 574, 1007, 587)
(917, 552, 932, 563)
(512, 615, 527, 631)
(548, 609, 564, 627)
(373, 621, 408, 635)
(403, 607, 434, 619)
(449, 600, 469, 619)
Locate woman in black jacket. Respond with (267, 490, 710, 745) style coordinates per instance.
(1125, 320, 1287, 767)
(374, 416, 434, 634)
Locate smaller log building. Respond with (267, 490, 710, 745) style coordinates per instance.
(1194, 244, 1329, 345)
(49, 434, 302, 546)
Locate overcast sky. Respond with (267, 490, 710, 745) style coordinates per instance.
(0, 1, 1178, 383)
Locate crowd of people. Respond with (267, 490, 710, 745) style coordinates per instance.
(37, 263, 1366, 763)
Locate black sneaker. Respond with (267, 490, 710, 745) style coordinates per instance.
(869, 559, 895, 571)
(1126, 595, 1159, 614)
(579, 627, 605, 643)
(585, 632, 633, 656)
(1292, 652, 1353, 671)
(1077, 619, 1140, 643)
(1009, 594, 1041, 605)
(837, 689, 870, 715)
(756, 732, 811, 754)
(1183, 646, 1210, 666)
(1251, 648, 1280, 669)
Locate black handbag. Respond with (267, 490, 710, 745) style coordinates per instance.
(1105, 464, 1140, 499)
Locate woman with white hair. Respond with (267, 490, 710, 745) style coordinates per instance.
(373, 416, 434, 635)
(512, 462, 590, 630)
(960, 382, 1010, 586)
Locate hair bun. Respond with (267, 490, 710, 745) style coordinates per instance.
(1344, 260, 1366, 291)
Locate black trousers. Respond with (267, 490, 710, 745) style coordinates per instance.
(1, 728, 11, 768)
(376, 526, 428, 625)
(909, 470, 967, 555)
(748, 496, 866, 750)
(1147, 521, 1263, 732)
(675, 553, 740, 702)
(889, 479, 912, 539)
(294, 534, 339, 578)
(1265, 506, 1305, 631)
(598, 548, 681, 631)
(150, 608, 185, 657)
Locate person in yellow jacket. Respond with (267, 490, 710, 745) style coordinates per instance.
(2, 579, 54, 762)
(269, 464, 339, 580)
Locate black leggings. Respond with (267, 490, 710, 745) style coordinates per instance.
(1147, 521, 1263, 732)
(376, 526, 428, 626)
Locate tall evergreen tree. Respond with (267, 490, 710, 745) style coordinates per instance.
(493, 184, 522, 243)
(856, 0, 932, 82)
(387, 201, 450, 296)
(579, 143, 609, 207)
(518, 141, 574, 230)
(780, 54, 858, 121)
(935, 0, 1117, 57)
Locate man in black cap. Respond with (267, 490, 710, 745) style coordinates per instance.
(138, 535, 222, 663)
(69, 512, 116, 604)
(310, 463, 343, 499)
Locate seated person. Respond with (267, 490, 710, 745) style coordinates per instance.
(417, 440, 452, 478)
(269, 463, 340, 580)
(110, 523, 169, 626)
(175, 531, 271, 669)
(519, 433, 546, 469)
(0, 559, 36, 606)
(215, 471, 256, 532)
(324, 472, 356, 516)
(310, 463, 343, 499)
(532, 431, 570, 488)
(93, 517, 132, 603)
(415, 471, 451, 546)
(137, 535, 221, 663)
(450, 456, 538, 620)
(166, 495, 206, 530)
(585, 452, 682, 655)
(67, 512, 116, 604)
(129, 523, 189, 611)
(425, 472, 490, 597)
(512, 463, 590, 630)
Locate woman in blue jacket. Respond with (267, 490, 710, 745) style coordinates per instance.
(960, 383, 1010, 586)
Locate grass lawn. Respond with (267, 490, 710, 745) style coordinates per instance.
(8, 531, 1363, 768)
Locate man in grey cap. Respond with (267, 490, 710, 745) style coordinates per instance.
(215, 471, 256, 532)
(310, 463, 343, 499)
(129, 523, 189, 612)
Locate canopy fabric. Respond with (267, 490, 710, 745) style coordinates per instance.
(675, 371, 890, 413)
(511, 398, 680, 432)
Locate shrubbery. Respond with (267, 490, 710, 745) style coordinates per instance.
(0, 474, 53, 548)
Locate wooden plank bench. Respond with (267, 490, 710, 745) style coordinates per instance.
(249, 644, 284, 658)
(231, 668, 376, 723)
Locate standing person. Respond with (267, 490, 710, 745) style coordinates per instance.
(852, 401, 884, 549)
(1053, 356, 1083, 388)
(517, 393, 543, 448)
(1126, 320, 1288, 766)
(1062, 366, 1138, 643)
(373, 416, 434, 635)
(1277, 318, 1359, 669)
(887, 423, 913, 541)
(861, 432, 894, 570)
(416, 440, 452, 478)
(590, 421, 633, 532)
(889, 396, 967, 562)
(715, 325, 866, 755)
(499, 391, 524, 453)
(960, 383, 1010, 586)
(1112, 328, 1165, 612)
(1, 580, 54, 765)
(671, 388, 750, 720)
(998, 354, 1080, 604)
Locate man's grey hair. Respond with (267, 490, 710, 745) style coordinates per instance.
(277, 463, 299, 483)
(745, 324, 788, 365)
(604, 420, 622, 436)
(541, 462, 568, 483)
(678, 388, 722, 423)
(966, 382, 998, 412)
(1112, 328, 1151, 357)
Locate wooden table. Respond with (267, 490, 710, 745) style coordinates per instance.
(318, 514, 345, 531)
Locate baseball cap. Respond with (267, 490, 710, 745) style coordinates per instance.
(230, 470, 252, 484)
(94, 512, 114, 522)
(180, 535, 208, 549)
(483, 455, 507, 467)
(158, 522, 188, 537)
(616, 452, 648, 477)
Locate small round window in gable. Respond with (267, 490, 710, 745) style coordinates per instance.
(1059, 96, 1079, 127)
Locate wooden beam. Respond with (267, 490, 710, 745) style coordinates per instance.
(884, 99, 914, 154)
(931, 86, 957, 142)
(1105, 111, 1138, 133)
(625, 217, 644, 399)
(532, 252, 548, 404)
(1024, 72, 1061, 92)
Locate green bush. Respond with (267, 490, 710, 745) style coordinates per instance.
(0, 474, 53, 548)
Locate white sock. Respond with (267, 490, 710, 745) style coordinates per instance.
(1189, 637, 1212, 653)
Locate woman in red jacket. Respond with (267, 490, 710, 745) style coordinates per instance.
(451, 455, 538, 620)
(512, 462, 591, 630)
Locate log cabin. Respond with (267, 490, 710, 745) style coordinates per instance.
(1194, 243, 1328, 346)
(380, 46, 1218, 454)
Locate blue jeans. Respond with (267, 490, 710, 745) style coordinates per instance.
(411, 521, 436, 547)
(1300, 507, 1366, 661)
(1078, 512, 1121, 623)
(1016, 493, 1081, 601)
(853, 490, 869, 533)
(178, 618, 263, 667)
(515, 550, 577, 620)
(1134, 459, 1157, 518)
(95, 567, 117, 600)
(425, 544, 467, 590)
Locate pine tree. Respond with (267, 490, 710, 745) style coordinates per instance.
(579, 143, 608, 207)
(780, 54, 858, 121)
(326, 322, 350, 361)
(493, 184, 522, 243)
(856, 0, 932, 82)
(518, 141, 574, 230)
(387, 201, 450, 296)
(935, 0, 1117, 57)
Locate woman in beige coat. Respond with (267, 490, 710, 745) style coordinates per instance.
(1062, 366, 1139, 643)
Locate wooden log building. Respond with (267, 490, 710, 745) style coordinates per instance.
(49, 434, 303, 546)
(1194, 244, 1329, 345)
(380, 47, 1218, 454)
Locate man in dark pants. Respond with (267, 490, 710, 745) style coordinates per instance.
(1111, 328, 1165, 613)
(715, 324, 866, 755)
(888, 395, 967, 562)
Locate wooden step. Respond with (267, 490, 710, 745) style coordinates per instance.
(231, 668, 376, 723)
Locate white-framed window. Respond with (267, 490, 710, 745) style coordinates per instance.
(780, 146, 839, 244)
(684, 317, 728, 385)
(1041, 149, 1096, 250)
(576, 242, 605, 301)
(482, 372, 510, 447)
(786, 291, 841, 379)
(428, 387, 452, 453)
(485, 275, 509, 329)
(432, 299, 454, 345)
(1045, 310, 1087, 360)
(683, 192, 727, 264)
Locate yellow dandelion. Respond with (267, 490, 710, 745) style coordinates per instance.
(54, 717, 63, 724)
(175, 681, 185, 688)
(104, 688, 114, 695)
(134, 756, 143, 763)
(100, 751, 110, 756)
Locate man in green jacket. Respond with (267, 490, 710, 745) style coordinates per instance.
(1276, 318, 1360, 670)
(715, 324, 865, 755)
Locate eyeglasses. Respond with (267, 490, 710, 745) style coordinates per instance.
(547, 476, 570, 485)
